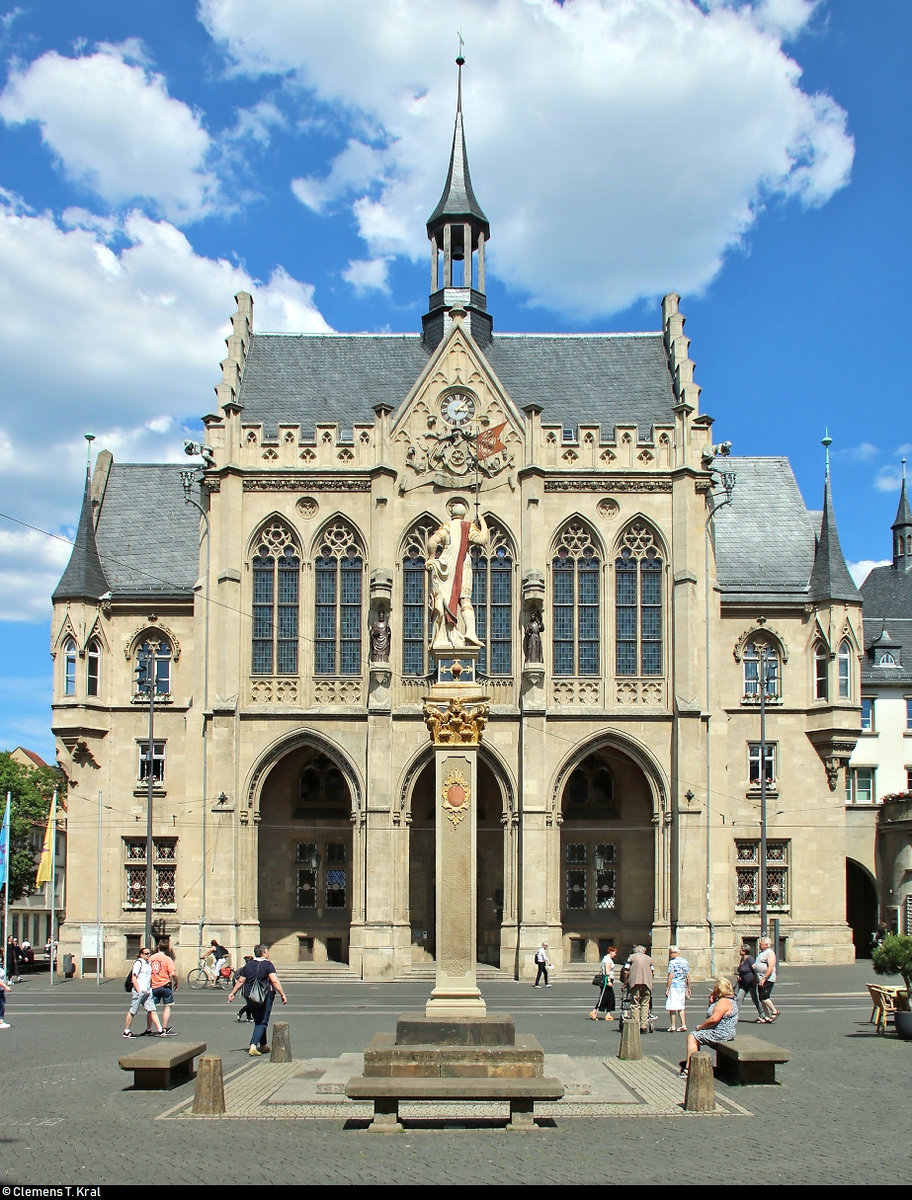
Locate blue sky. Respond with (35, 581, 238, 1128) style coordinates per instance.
(0, 0, 908, 762)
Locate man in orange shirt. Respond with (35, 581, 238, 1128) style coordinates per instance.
(148, 940, 178, 1036)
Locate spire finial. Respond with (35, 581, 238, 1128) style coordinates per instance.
(85, 430, 95, 472)
(821, 428, 832, 478)
(456, 33, 465, 112)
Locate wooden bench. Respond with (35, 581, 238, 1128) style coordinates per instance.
(118, 1040, 207, 1090)
(345, 1075, 565, 1131)
(713, 1034, 789, 1084)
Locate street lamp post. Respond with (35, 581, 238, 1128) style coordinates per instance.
(758, 644, 777, 940)
(135, 644, 156, 948)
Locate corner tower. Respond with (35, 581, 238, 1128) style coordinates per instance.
(423, 53, 492, 351)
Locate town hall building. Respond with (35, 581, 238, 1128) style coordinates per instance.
(50, 67, 863, 980)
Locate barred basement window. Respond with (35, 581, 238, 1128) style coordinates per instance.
(735, 839, 789, 911)
(123, 837, 177, 909)
(563, 841, 618, 913)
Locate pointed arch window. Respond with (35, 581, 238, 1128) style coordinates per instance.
(552, 522, 600, 676)
(813, 641, 829, 700)
(402, 521, 437, 676)
(471, 519, 514, 675)
(63, 638, 77, 696)
(838, 639, 852, 699)
(134, 639, 172, 698)
(743, 641, 780, 701)
(87, 639, 101, 697)
(615, 524, 663, 676)
(314, 521, 363, 676)
(252, 521, 300, 676)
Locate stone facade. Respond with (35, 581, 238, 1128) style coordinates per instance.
(50, 74, 862, 979)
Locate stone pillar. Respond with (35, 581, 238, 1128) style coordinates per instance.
(422, 650, 489, 1017)
(684, 1051, 715, 1112)
(192, 1055, 225, 1114)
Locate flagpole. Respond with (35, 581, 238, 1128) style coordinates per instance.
(49, 790, 57, 987)
(1, 793, 10, 977)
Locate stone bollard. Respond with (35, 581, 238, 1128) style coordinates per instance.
(618, 1018, 643, 1060)
(192, 1055, 225, 1115)
(270, 1021, 292, 1062)
(683, 1051, 715, 1112)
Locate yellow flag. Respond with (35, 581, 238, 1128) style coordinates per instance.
(35, 794, 56, 887)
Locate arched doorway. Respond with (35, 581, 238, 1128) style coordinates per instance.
(408, 757, 505, 965)
(559, 744, 655, 963)
(846, 859, 877, 958)
(257, 745, 353, 964)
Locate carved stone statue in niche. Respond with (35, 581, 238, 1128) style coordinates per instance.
(370, 609, 391, 663)
(523, 609, 544, 664)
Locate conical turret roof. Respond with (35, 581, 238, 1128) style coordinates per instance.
(52, 470, 110, 603)
(808, 474, 859, 604)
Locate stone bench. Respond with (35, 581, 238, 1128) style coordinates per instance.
(118, 1040, 207, 1090)
(713, 1034, 790, 1084)
(345, 1074, 565, 1131)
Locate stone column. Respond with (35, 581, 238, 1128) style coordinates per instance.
(423, 651, 489, 1017)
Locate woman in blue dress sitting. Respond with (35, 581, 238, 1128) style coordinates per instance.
(678, 977, 739, 1078)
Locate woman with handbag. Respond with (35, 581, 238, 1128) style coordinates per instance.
(589, 945, 617, 1021)
(228, 944, 287, 1056)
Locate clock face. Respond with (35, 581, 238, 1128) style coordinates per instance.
(440, 391, 476, 427)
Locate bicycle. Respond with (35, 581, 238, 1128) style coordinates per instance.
(187, 961, 234, 989)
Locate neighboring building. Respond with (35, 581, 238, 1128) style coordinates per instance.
(6, 748, 66, 952)
(847, 471, 912, 945)
(50, 67, 862, 979)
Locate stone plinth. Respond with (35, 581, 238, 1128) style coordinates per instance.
(395, 1013, 515, 1046)
(363, 1032, 545, 1079)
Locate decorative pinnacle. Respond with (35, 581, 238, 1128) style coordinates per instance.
(821, 428, 832, 476)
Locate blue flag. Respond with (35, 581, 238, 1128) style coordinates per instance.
(0, 795, 9, 890)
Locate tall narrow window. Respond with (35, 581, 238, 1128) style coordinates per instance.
(252, 521, 300, 675)
(86, 639, 100, 697)
(838, 639, 852, 699)
(814, 642, 829, 700)
(402, 521, 437, 676)
(314, 521, 363, 675)
(552, 522, 600, 676)
(471, 519, 513, 675)
(63, 638, 77, 696)
(615, 523, 663, 676)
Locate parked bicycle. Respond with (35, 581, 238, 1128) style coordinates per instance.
(187, 960, 234, 989)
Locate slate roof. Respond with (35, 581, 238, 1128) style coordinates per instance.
(860, 564, 912, 680)
(52, 471, 110, 603)
(712, 457, 817, 601)
(92, 464, 200, 600)
(235, 330, 678, 440)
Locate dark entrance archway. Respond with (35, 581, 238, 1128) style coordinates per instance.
(559, 744, 655, 962)
(408, 757, 504, 965)
(846, 858, 878, 958)
(257, 745, 353, 963)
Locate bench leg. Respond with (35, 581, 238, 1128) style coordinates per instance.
(368, 1098, 402, 1133)
(131, 1068, 172, 1090)
(738, 1061, 777, 1085)
(506, 1098, 536, 1131)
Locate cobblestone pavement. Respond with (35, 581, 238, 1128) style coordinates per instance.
(0, 959, 909, 1186)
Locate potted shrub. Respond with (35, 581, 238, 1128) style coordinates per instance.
(872, 933, 912, 1039)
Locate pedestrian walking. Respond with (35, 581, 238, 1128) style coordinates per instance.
(533, 942, 552, 988)
(123, 947, 166, 1038)
(0, 961, 11, 1028)
(664, 945, 691, 1031)
(589, 945, 617, 1020)
(235, 955, 255, 1023)
(227, 944, 287, 1056)
(734, 945, 763, 1018)
(622, 944, 655, 1033)
(148, 940, 178, 1034)
(754, 935, 780, 1022)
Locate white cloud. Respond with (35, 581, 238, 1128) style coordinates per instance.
(0, 43, 219, 222)
(0, 192, 331, 622)
(875, 466, 905, 494)
(848, 559, 889, 588)
(202, 0, 853, 318)
(343, 256, 391, 295)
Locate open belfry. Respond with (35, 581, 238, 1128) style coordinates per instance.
(51, 55, 863, 986)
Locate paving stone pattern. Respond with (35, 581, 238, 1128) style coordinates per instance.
(0, 960, 907, 1186)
